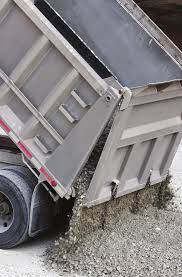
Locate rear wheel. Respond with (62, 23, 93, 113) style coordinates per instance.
(1, 165, 37, 187)
(0, 170, 33, 249)
(0, 192, 13, 234)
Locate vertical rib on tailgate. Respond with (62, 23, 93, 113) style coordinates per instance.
(0, 0, 121, 197)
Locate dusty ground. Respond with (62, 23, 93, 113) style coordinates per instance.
(0, 142, 181, 277)
(0, 235, 60, 277)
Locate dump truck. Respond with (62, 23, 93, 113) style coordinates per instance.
(0, 0, 181, 249)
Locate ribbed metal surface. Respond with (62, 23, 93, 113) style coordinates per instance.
(0, 0, 121, 196)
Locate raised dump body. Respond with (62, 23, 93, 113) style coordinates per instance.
(0, 0, 181, 248)
(36, 0, 182, 88)
(35, 0, 182, 206)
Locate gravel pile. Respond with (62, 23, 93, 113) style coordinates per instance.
(46, 122, 181, 277)
(51, 207, 182, 277)
(46, 156, 176, 277)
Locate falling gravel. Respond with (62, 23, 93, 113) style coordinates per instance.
(47, 177, 180, 277)
(0, 142, 181, 277)
(46, 127, 182, 277)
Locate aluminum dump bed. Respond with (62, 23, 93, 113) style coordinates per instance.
(36, 0, 182, 88)
(0, 0, 121, 197)
(85, 80, 182, 206)
(35, 0, 182, 206)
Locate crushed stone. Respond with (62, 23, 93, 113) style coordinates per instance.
(46, 152, 177, 277)
(45, 124, 181, 277)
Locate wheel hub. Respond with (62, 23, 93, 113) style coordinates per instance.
(0, 202, 10, 215)
(0, 192, 13, 233)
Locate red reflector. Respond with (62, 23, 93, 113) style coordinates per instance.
(51, 180, 57, 187)
(0, 119, 11, 133)
(40, 167, 57, 187)
(17, 142, 33, 159)
(40, 167, 50, 180)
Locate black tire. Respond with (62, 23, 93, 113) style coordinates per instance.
(0, 170, 33, 249)
(1, 165, 37, 187)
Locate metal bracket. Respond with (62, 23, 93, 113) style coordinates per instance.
(146, 170, 152, 187)
(64, 187, 76, 200)
(120, 87, 132, 110)
(22, 154, 39, 178)
(42, 182, 60, 202)
(111, 179, 120, 200)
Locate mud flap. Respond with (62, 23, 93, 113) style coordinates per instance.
(29, 183, 54, 237)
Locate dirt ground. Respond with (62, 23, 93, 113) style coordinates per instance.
(0, 142, 181, 277)
(0, 235, 59, 277)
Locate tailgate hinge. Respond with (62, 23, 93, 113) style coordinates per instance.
(120, 87, 132, 110)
